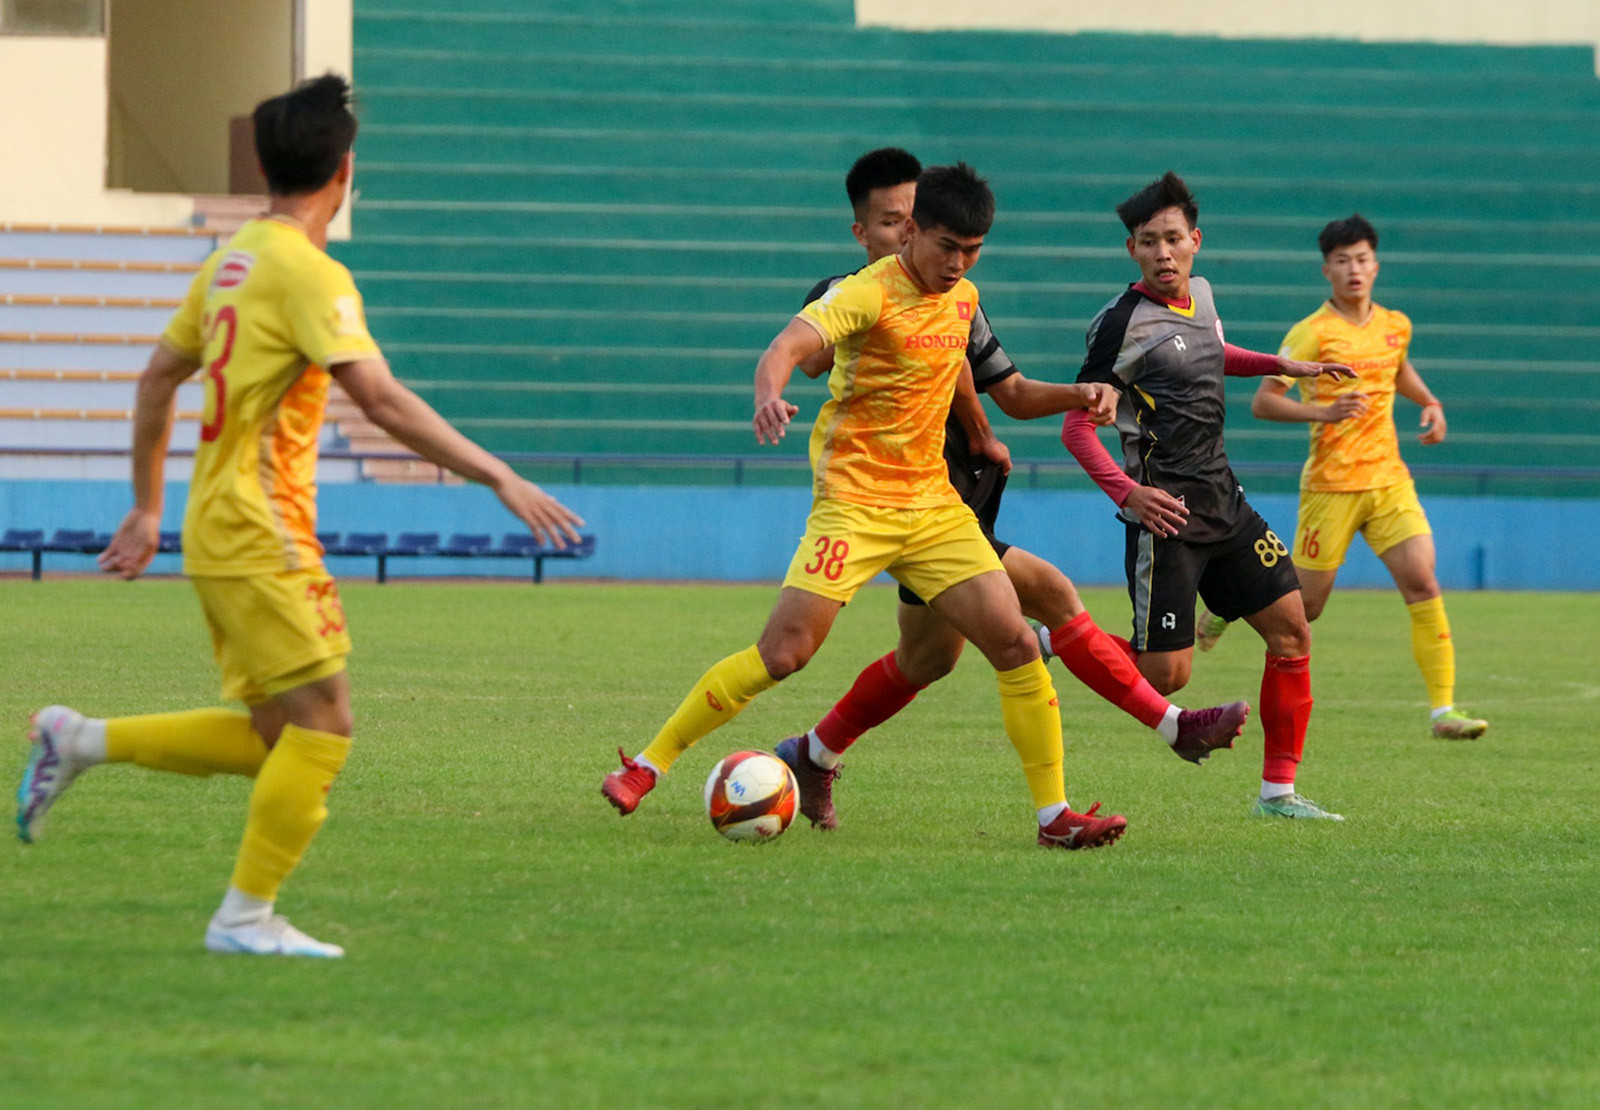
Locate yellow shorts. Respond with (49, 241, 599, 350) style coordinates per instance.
(191, 568, 352, 704)
(781, 499, 1005, 604)
(1292, 480, 1432, 572)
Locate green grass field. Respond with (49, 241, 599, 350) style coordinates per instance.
(2, 578, 1597, 1108)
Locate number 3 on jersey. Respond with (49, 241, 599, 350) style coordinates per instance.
(803, 536, 850, 581)
(199, 305, 238, 443)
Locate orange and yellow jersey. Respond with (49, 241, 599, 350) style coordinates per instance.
(1278, 301, 1413, 492)
(161, 216, 381, 577)
(795, 254, 972, 509)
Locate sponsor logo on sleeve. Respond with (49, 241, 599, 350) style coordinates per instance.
(1215, 318, 1226, 343)
(213, 252, 255, 289)
(332, 296, 365, 337)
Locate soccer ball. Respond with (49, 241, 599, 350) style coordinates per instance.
(703, 750, 799, 843)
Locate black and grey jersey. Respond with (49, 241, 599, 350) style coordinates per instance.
(802, 272, 1018, 508)
(1076, 276, 1248, 544)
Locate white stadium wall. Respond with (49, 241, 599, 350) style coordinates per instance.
(0, 0, 352, 230)
(856, 0, 1600, 51)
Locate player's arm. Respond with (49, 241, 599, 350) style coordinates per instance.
(796, 345, 835, 380)
(951, 359, 1011, 474)
(987, 374, 1117, 425)
(1251, 376, 1369, 424)
(753, 318, 828, 445)
(98, 343, 200, 579)
(332, 357, 584, 547)
(1395, 358, 1446, 444)
(1224, 342, 1355, 381)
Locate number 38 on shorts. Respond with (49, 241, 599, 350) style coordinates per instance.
(1253, 529, 1290, 567)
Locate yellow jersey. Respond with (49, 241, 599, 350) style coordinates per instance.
(1278, 301, 1412, 492)
(161, 217, 381, 576)
(796, 254, 972, 509)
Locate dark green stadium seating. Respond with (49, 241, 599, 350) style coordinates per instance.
(336, 1, 1600, 487)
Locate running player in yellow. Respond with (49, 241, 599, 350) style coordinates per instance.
(603, 163, 1128, 849)
(1199, 214, 1487, 740)
(14, 75, 584, 957)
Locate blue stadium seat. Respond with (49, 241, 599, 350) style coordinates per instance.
(158, 531, 182, 553)
(442, 533, 493, 556)
(391, 532, 441, 555)
(0, 528, 43, 551)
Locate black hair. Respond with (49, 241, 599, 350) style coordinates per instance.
(911, 162, 994, 238)
(1318, 214, 1379, 257)
(1116, 171, 1198, 233)
(253, 73, 359, 196)
(845, 147, 922, 218)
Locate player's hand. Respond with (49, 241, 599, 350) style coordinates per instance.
(1418, 401, 1447, 445)
(1319, 393, 1370, 422)
(971, 432, 1012, 475)
(493, 475, 585, 550)
(1277, 356, 1356, 381)
(1122, 485, 1188, 538)
(98, 508, 160, 580)
(753, 398, 799, 446)
(1079, 382, 1118, 426)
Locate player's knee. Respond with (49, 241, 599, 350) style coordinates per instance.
(1273, 622, 1312, 658)
(896, 642, 953, 687)
(1302, 595, 1327, 622)
(757, 640, 814, 682)
(1025, 575, 1083, 628)
(984, 622, 1040, 672)
(1146, 665, 1189, 697)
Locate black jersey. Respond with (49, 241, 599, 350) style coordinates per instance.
(1076, 276, 1249, 544)
(803, 273, 1018, 512)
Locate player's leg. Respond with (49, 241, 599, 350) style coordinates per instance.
(1291, 488, 1362, 624)
(1294, 568, 1339, 622)
(1220, 521, 1341, 821)
(902, 507, 1124, 847)
(777, 592, 959, 830)
(207, 665, 353, 959)
(16, 572, 335, 845)
(1014, 546, 1246, 762)
(195, 569, 355, 957)
(607, 499, 888, 815)
(926, 567, 1124, 848)
(1367, 484, 1486, 739)
(605, 586, 837, 814)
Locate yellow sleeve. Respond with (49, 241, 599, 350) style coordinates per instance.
(285, 256, 382, 367)
(1278, 318, 1321, 363)
(797, 272, 884, 346)
(1277, 318, 1322, 398)
(160, 264, 211, 359)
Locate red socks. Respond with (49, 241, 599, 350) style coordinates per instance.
(1261, 653, 1312, 784)
(813, 652, 925, 754)
(1050, 613, 1169, 729)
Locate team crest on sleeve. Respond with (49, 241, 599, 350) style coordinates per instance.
(957, 301, 972, 321)
(332, 296, 365, 337)
(213, 252, 255, 290)
(1386, 333, 1402, 347)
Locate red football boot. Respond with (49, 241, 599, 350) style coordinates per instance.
(602, 747, 657, 815)
(1171, 700, 1250, 764)
(1038, 802, 1127, 849)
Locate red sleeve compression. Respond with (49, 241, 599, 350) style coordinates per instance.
(1062, 409, 1136, 506)
(1223, 343, 1281, 377)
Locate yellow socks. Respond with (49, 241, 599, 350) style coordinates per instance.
(230, 724, 351, 902)
(105, 709, 269, 778)
(997, 658, 1065, 809)
(1407, 596, 1457, 711)
(640, 645, 778, 773)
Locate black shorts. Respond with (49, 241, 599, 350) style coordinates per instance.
(1123, 506, 1299, 652)
(899, 468, 1011, 607)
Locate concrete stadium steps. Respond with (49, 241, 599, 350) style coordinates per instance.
(0, 335, 159, 372)
(359, 90, 1600, 152)
(353, 49, 1600, 116)
(0, 259, 197, 299)
(338, 7, 1600, 479)
(0, 371, 202, 410)
(0, 227, 216, 264)
(353, 10, 1589, 74)
(351, 271, 1600, 330)
(346, 202, 1598, 258)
